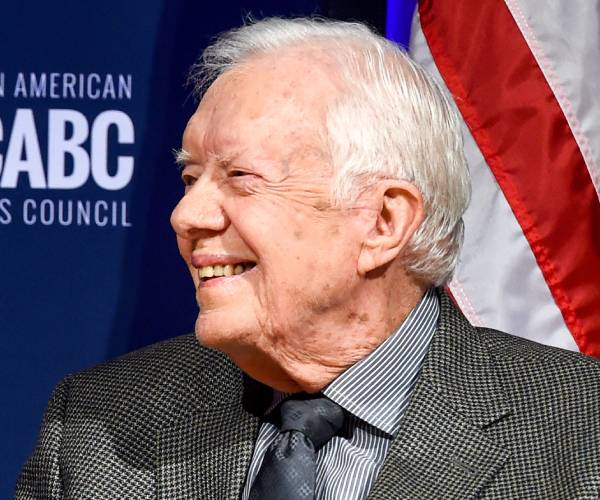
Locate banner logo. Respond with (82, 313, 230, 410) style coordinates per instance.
(0, 71, 136, 228)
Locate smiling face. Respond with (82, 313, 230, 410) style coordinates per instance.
(171, 50, 385, 392)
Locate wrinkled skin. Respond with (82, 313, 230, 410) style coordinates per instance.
(171, 48, 425, 392)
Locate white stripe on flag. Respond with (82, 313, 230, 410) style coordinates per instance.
(409, 8, 579, 351)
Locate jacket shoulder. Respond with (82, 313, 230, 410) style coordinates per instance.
(479, 326, 600, 370)
(17, 335, 243, 499)
(66, 334, 242, 422)
(478, 326, 600, 410)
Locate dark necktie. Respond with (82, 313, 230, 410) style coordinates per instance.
(249, 394, 345, 500)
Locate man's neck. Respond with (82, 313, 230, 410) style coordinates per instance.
(263, 276, 427, 393)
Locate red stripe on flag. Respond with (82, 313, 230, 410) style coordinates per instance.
(419, 0, 600, 356)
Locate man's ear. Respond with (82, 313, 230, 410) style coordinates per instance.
(357, 180, 424, 276)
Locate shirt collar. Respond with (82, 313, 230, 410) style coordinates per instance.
(322, 288, 439, 436)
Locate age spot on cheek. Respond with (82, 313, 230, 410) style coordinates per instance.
(346, 312, 369, 324)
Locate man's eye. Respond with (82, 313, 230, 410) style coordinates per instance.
(182, 174, 197, 186)
(228, 169, 252, 178)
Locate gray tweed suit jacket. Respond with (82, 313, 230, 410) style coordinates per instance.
(16, 292, 600, 499)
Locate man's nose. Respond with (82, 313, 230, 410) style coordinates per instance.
(170, 177, 229, 239)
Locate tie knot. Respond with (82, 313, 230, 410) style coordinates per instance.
(278, 395, 345, 451)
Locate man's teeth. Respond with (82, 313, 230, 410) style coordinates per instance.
(198, 263, 255, 279)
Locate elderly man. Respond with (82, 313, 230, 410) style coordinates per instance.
(17, 18, 600, 500)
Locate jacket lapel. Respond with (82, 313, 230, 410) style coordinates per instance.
(155, 366, 267, 500)
(368, 291, 512, 499)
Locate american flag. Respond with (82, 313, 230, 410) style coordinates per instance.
(401, 0, 600, 357)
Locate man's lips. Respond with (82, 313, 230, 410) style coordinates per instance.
(191, 253, 256, 268)
(198, 262, 256, 279)
(191, 254, 257, 287)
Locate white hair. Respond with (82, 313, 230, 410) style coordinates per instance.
(190, 17, 470, 286)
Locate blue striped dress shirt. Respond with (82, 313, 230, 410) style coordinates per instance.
(241, 288, 440, 500)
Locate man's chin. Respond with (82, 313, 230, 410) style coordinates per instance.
(194, 311, 251, 352)
(194, 315, 224, 350)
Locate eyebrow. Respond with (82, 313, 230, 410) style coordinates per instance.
(172, 148, 242, 171)
(173, 148, 192, 169)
